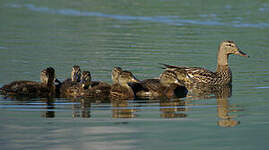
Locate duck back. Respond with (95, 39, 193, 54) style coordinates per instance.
(110, 83, 135, 100)
(0, 81, 52, 98)
(80, 81, 111, 101)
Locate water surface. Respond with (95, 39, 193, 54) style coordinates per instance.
(1, 0, 269, 150)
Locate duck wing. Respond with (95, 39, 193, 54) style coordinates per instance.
(110, 84, 133, 100)
(184, 67, 218, 84)
(133, 79, 163, 98)
(160, 63, 188, 69)
(0, 81, 41, 96)
(162, 64, 218, 85)
(84, 81, 111, 100)
(140, 79, 162, 92)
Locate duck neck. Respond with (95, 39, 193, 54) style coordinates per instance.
(217, 49, 229, 66)
(216, 49, 229, 72)
(47, 79, 55, 94)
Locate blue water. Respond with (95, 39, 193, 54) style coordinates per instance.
(1, 0, 269, 150)
(6, 3, 269, 28)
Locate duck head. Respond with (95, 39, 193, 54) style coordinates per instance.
(71, 65, 81, 82)
(40, 67, 55, 86)
(80, 71, 92, 89)
(219, 40, 249, 57)
(118, 71, 139, 87)
(112, 67, 123, 84)
(217, 40, 249, 66)
(160, 70, 183, 87)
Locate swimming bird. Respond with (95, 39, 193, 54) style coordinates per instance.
(134, 70, 188, 99)
(59, 65, 82, 97)
(162, 40, 249, 87)
(0, 67, 56, 98)
(110, 70, 139, 100)
(79, 71, 111, 101)
(111, 67, 123, 84)
(64, 65, 81, 83)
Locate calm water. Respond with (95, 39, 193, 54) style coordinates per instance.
(1, 0, 269, 150)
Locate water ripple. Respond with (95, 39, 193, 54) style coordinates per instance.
(7, 3, 269, 28)
(255, 86, 269, 89)
(0, 46, 7, 49)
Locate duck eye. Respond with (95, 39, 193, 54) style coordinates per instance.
(227, 44, 233, 47)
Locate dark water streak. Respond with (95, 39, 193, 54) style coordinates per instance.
(7, 3, 269, 28)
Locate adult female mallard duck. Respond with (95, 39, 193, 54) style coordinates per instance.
(110, 70, 139, 100)
(134, 70, 188, 99)
(162, 40, 249, 87)
(0, 67, 56, 98)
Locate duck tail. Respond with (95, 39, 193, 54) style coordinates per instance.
(159, 63, 173, 69)
(159, 63, 184, 69)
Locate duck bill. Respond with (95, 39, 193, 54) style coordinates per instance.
(131, 78, 140, 83)
(236, 50, 249, 58)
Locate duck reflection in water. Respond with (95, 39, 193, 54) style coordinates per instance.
(111, 99, 137, 118)
(41, 98, 55, 118)
(215, 85, 240, 128)
(160, 99, 187, 118)
(72, 98, 91, 118)
(186, 84, 240, 127)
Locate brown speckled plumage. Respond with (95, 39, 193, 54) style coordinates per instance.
(134, 70, 187, 99)
(59, 65, 82, 97)
(110, 70, 139, 100)
(0, 67, 56, 98)
(162, 41, 248, 87)
(80, 80, 111, 101)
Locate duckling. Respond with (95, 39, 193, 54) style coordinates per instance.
(79, 71, 111, 101)
(70, 65, 81, 82)
(111, 67, 123, 84)
(135, 70, 187, 99)
(0, 67, 56, 98)
(161, 40, 249, 87)
(110, 70, 139, 100)
(80, 71, 92, 89)
(59, 65, 82, 97)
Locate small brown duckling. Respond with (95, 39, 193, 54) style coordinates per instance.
(134, 70, 188, 99)
(0, 67, 56, 98)
(110, 70, 139, 100)
(111, 67, 123, 84)
(59, 65, 82, 97)
(79, 71, 111, 101)
(70, 65, 81, 82)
